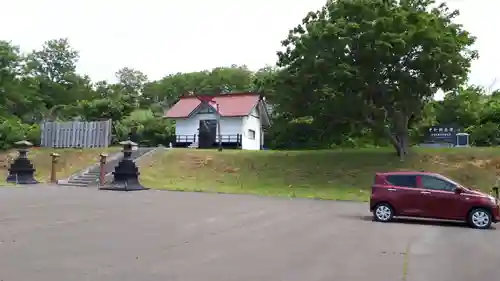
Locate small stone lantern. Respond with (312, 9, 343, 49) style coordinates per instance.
(99, 140, 147, 191)
(6, 140, 39, 184)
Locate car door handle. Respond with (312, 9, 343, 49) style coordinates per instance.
(420, 191, 431, 194)
(388, 188, 397, 191)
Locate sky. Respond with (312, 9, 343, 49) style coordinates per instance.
(0, 0, 497, 95)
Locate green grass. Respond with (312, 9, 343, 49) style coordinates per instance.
(0, 147, 120, 186)
(137, 147, 500, 201)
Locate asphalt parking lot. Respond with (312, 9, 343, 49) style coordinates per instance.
(1, 186, 499, 281)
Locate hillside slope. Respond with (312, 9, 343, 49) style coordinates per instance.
(137, 148, 500, 201)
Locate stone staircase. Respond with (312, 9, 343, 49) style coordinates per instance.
(58, 147, 156, 187)
(188, 142, 199, 148)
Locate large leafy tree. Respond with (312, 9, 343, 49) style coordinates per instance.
(275, 0, 477, 158)
(0, 41, 25, 117)
(0, 41, 42, 121)
(25, 38, 88, 110)
(115, 67, 148, 95)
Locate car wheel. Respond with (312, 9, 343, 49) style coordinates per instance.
(373, 203, 394, 222)
(468, 208, 492, 229)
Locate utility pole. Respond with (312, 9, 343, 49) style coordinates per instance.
(216, 103, 222, 151)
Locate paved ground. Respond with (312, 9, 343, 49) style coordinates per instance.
(1, 186, 499, 281)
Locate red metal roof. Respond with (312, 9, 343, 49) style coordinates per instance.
(164, 93, 261, 118)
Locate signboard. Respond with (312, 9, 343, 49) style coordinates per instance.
(426, 125, 462, 144)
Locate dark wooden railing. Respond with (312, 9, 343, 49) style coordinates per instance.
(175, 134, 242, 144)
(217, 134, 242, 143)
(175, 134, 197, 143)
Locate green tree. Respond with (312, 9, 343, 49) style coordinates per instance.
(115, 67, 148, 106)
(75, 96, 136, 122)
(275, 0, 477, 159)
(0, 41, 43, 122)
(142, 65, 258, 107)
(25, 38, 88, 110)
(204, 65, 254, 93)
(252, 66, 280, 96)
(116, 67, 148, 93)
(0, 41, 25, 116)
(435, 86, 485, 128)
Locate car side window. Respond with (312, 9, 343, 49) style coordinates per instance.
(421, 176, 456, 192)
(386, 175, 417, 188)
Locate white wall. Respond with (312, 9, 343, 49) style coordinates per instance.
(241, 115, 262, 150)
(174, 113, 242, 138)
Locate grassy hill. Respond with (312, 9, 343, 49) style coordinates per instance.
(138, 147, 500, 201)
(0, 147, 120, 185)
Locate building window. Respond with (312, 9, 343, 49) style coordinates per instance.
(248, 129, 255, 140)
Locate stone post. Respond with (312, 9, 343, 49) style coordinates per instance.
(99, 153, 108, 187)
(6, 140, 39, 184)
(50, 152, 60, 183)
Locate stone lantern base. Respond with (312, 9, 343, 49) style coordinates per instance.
(6, 157, 39, 184)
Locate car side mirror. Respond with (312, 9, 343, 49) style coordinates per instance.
(454, 188, 462, 194)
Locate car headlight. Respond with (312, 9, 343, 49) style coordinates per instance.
(488, 196, 497, 204)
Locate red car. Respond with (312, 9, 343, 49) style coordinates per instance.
(370, 171, 500, 229)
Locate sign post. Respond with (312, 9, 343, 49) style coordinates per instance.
(426, 125, 462, 146)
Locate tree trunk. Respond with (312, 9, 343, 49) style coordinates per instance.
(366, 113, 410, 161)
(392, 113, 410, 161)
(386, 132, 405, 160)
(391, 132, 409, 160)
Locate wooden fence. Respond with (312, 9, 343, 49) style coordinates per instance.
(40, 120, 112, 148)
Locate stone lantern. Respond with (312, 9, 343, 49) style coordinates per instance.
(6, 140, 38, 184)
(99, 140, 147, 191)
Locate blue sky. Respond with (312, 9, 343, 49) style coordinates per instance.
(1, 0, 496, 95)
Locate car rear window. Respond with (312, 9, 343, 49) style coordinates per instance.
(386, 175, 417, 188)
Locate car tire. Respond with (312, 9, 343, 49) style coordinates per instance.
(468, 208, 492, 229)
(373, 203, 394, 222)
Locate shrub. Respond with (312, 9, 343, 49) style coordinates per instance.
(0, 117, 41, 150)
(112, 110, 175, 146)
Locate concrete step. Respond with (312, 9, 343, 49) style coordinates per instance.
(58, 182, 90, 187)
(75, 174, 99, 179)
(70, 176, 96, 181)
(59, 147, 158, 188)
(77, 174, 99, 178)
(68, 179, 96, 184)
(188, 142, 199, 148)
(75, 179, 97, 183)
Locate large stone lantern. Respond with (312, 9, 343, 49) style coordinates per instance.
(6, 140, 38, 184)
(99, 140, 147, 191)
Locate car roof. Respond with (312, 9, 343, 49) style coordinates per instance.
(377, 171, 439, 176)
